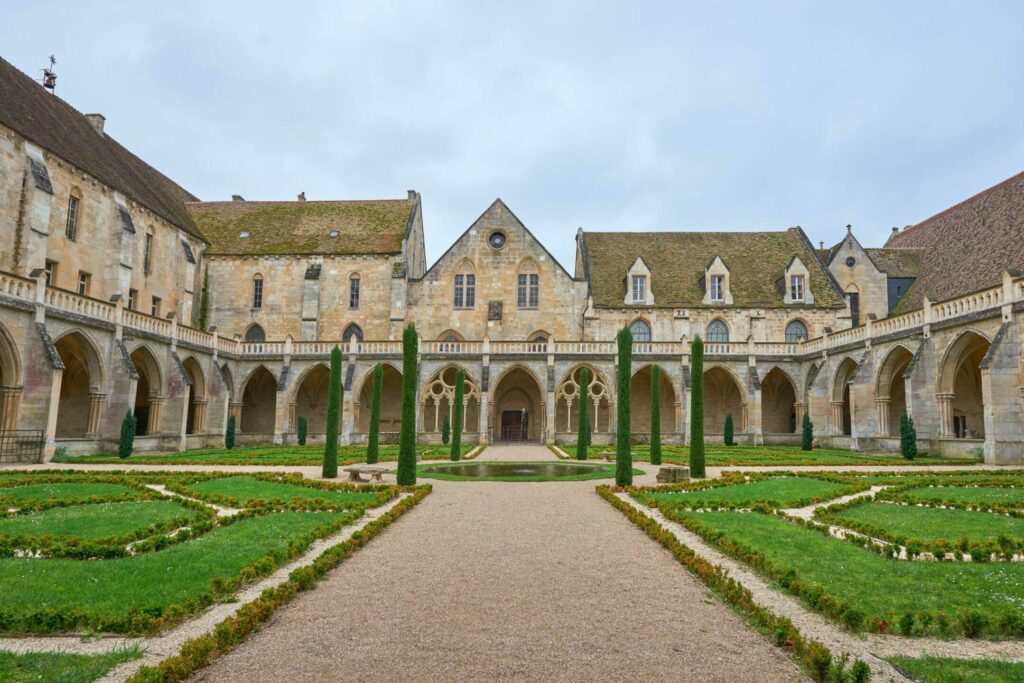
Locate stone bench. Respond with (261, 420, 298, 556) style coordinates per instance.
(656, 465, 690, 484)
(599, 451, 615, 461)
(343, 466, 390, 483)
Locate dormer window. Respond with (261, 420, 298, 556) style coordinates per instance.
(624, 257, 654, 305)
(631, 275, 646, 302)
(790, 275, 805, 301)
(702, 256, 733, 305)
(710, 275, 724, 301)
(783, 256, 814, 305)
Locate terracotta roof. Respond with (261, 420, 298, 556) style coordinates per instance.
(190, 199, 414, 256)
(581, 228, 845, 308)
(884, 170, 1024, 313)
(0, 57, 202, 239)
(864, 248, 923, 278)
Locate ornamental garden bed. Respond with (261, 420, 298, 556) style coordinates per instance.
(0, 647, 142, 683)
(174, 474, 390, 509)
(57, 444, 476, 466)
(591, 444, 978, 466)
(634, 473, 868, 510)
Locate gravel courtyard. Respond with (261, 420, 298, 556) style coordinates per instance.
(193, 445, 804, 682)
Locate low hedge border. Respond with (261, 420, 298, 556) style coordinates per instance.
(663, 505, 1024, 639)
(0, 473, 161, 511)
(598, 486, 869, 682)
(163, 472, 397, 512)
(125, 485, 432, 682)
(632, 471, 870, 511)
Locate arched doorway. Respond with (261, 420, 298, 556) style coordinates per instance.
(761, 368, 797, 434)
(294, 364, 330, 433)
(875, 346, 914, 436)
(555, 365, 611, 436)
(240, 366, 276, 434)
(832, 357, 859, 436)
(422, 366, 480, 438)
(491, 366, 544, 441)
(630, 365, 677, 436)
(356, 364, 403, 438)
(182, 357, 207, 435)
(704, 366, 743, 434)
(130, 347, 162, 435)
(939, 332, 990, 438)
(0, 322, 23, 432)
(54, 332, 104, 438)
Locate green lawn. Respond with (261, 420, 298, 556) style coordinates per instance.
(62, 444, 474, 465)
(0, 511, 344, 633)
(887, 485, 1024, 508)
(0, 500, 202, 541)
(888, 655, 1024, 683)
(185, 476, 381, 506)
(672, 509, 1024, 635)
(0, 482, 140, 504)
(640, 476, 857, 508)
(0, 648, 142, 683)
(416, 461, 642, 482)
(584, 444, 977, 466)
(829, 502, 1024, 545)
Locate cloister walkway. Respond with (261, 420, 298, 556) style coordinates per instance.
(191, 444, 804, 682)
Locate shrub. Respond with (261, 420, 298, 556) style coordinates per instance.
(367, 363, 383, 464)
(118, 411, 136, 459)
(615, 327, 632, 486)
(397, 324, 418, 485)
(650, 364, 662, 465)
(576, 367, 590, 460)
(723, 413, 734, 446)
(197, 265, 210, 331)
(689, 335, 705, 478)
(441, 415, 450, 445)
(900, 410, 917, 460)
(322, 346, 342, 479)
(451, 368, 464, 461)
(801, 411, 813, 451)
(296, 416, 308, 446)
(225, 415, 236, 450)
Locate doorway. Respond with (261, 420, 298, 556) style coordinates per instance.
(501, 410, 529, 442)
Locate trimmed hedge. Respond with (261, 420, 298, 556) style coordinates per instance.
(615, 327, 632, 486)
(322, 346, 342, 479)
(367, 363, 383, 464)
(397, 325, 418, 485)
(689, 336, 705, 478)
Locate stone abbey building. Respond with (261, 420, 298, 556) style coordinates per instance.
(0, 56, 1022, 463)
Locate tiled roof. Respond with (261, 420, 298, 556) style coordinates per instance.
(0, 57, 202, 239)
(190, 199, 415, 256)
(864, 248, 923, 278)
(885, 170, 1024, 314)
(581, 228, 845, 308)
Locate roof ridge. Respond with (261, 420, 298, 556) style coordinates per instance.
(186, 197, 411, 206)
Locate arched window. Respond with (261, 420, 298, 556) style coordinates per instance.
(349, 274, 360, 309)
(251, 274, 263, 309)
(244, 324, 266, 343)
(706, 319, 729, 343)
(453, 261, 476, 309)
(529, 331, 549, 343)
(629, 319, 651, 342)
(342, 323, 364, 342)
(517, 259, 539, 308)
(785, 320, 808, 343)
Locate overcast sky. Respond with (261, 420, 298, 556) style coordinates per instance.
(3, 1, 1023, 267)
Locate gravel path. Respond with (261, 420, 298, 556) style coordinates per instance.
(194, 445, 804, 682)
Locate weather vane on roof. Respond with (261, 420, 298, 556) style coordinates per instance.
(41, 55, 57, 92)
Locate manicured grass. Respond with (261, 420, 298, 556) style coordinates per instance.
(415, 461, 643, 482)
(672, 509, 1024, 634)
(185, 476, 381, 506)
(0, 482, 139, 503)
(62, 444, 474, 466)
(0, 500, 201, 540)
(0, 647, 142, 683)
(830, 502, 1024, 545)
(888, 655, 1024, 683)
(641, 476, 856, 508)
(890, 485, 1024, 508)
(586, 444, 977, 466)
(0, 511, 344, 633)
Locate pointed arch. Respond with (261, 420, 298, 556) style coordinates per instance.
(761, 367, 797, 434)
(875, 344, 914, 435)
(938, 330, 991, 438)
(832, 356, 860, 436)
(491, 364, 545, 441)
(784, 318, 809, 343)
(355, 362, 403, 436)
(53, 330, 106, 438)
(219, 363, 235, 401)
(342, 323, 364, 342)
(630, 363, 677, 435)
(0, 321, 23, 388)
(706, 318, 729, 343)
(182, 356, 207, 434)
(292, 362, 332, 433)
(555, 364, 612, 434)
(129, 345, 163, 436)
(240, 364, 277, 434)
(628, 317, 652, 343)
(422, 364, 480, 435)
(244, 324, 266, 343)
(704, 364, 744, 434)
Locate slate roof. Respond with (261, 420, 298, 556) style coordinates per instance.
(0, 57, 202, 239)
(580, 228, 845, 308)
(190, 199, 415, 256)
(884, 170, 1024, 314)
(863, 248, 923, 278)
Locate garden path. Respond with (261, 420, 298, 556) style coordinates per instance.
(192, 443, 804, 682)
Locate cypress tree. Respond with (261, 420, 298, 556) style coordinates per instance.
(451, 368, 464, 461)
(118, 411, 136, 459)
(801, 411, 814, 451)
(225, 415, 236, 449)
(367, 363, 383, 464)
(322, 346, 342, 478)
(723, 413, 734, 446)
(397, 324, 418, 484)
(900, 410, 917, 460)
(650, 364, 662, 465)
(615, 327, 633, 486)
(576, 367, 591, 460)
(297, 416, 308, 446)
(442, 415, 450, 445)
(689, 335, 706, 478)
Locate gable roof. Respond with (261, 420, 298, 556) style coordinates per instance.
(884, 170, 1024, 313)
(0, 57, 202, 239)
(189, 198, 416, 256)
(863, 248, 923, 278)
(580, 228, 845, 308)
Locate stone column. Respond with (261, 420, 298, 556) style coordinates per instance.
(739, 401, 749, 432)
(194, 399, 208, 433)
(288, 402, 296, 432)
(0, 386, 22, 432)
(43, 368, 63, 458)
(936, 392, 955, 437)
(478, 394, 490, 445)
(86, 393, 106, 436)
(830, 400, 844, 435)
(875, 397, 891, 436)
(148, 395, 164, 434)
(794, 402, 807, 429)
(229, 401, 243, 425)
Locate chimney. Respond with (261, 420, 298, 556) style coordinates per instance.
(85, 113, 105, 135)
(819, 241, 824, 250)
(407, 189, 417, 200)
(297, 192, 306, 201)
(231, 195, 245, 202)
(891, 226, 899, 234)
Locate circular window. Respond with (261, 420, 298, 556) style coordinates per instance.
(488, 232, 507, 249)
(845, 257, 856, 267)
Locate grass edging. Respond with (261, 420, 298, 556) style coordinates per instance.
(597, 485, 870, 682)
(125, 485, 431, 682)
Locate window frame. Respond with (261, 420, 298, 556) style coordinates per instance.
(631, 274, 646, 303)
(76, 271, 91, 296)
(251, 274, 264, 310)
(790, 274, 805, 301)
(629, 319, 652, 342)
(785, 320, 808, 344)
(65, 194, 80, 241)
(143, 233, 154, 275)
(44, 260, 57, 287)
(706, 319, 729, 343)
(151, 296, 161, 318)
(349, 274, 360, 309)
(127, 288, 137, 311)
(710, 275, 724, 301)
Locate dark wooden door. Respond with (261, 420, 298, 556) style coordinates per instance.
(501, 410, 529, 441)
